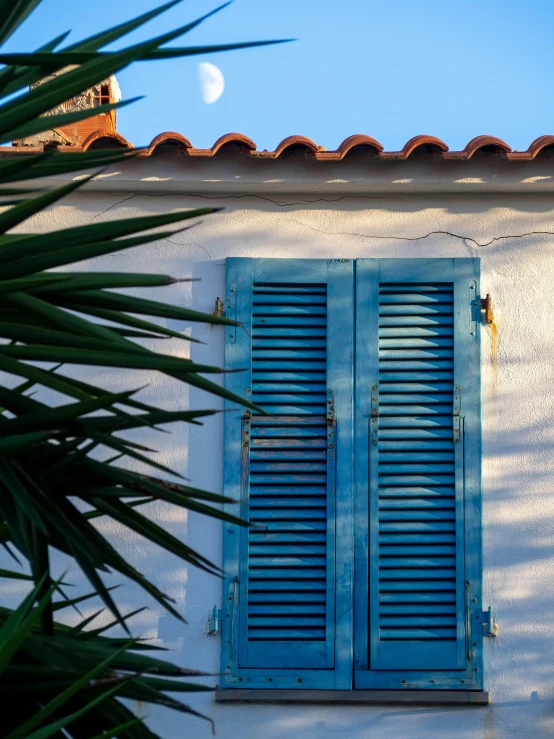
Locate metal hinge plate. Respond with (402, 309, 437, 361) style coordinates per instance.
(480, 607, 498, 637)
(480, 294, 494, 324)
(207, 605, 224, 635)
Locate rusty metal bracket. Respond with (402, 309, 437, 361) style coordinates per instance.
(213, 296, 225, 318)
(480, 294, 494, 324)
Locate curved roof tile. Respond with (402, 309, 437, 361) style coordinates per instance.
(508, 135, 554, 160)
(211, 132, 256, 154)
(143, 131, 192, 156)
(270, 135, 322, 158)
(380, 135, 449, 160)
(317, 134, 383, 160)
(181, 132, 257, 157)
(81, 130, 132, 151)
(444, 135, 511, 160)
(5, 131, 554, 164)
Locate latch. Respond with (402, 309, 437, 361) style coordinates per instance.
(370, 385, 379, 446)
(207, 605, 224, 635)
(327, 390, 336, 425)
(242, 413, 251, 448)
(481, 607, 498, 638)
(480, 294, 494, 324)
(327, 391, 337, 451)
(453, 384, 461, 444)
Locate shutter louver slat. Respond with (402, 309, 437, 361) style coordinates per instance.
(247, 282, 330, 648)
(377, 283, 457, 650)
(354, 258, 482, 690)
(222, 259, 353, 688)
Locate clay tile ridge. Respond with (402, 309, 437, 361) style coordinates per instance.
(443, 135, 511, 160)
(379, 135, 449, 160)
(81, 130, 134, 151)
(4, 132, 554, 162)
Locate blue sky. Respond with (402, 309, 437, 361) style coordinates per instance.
(7, 0, 554, 151)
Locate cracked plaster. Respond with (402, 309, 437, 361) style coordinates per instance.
(11, 170, 554, 739)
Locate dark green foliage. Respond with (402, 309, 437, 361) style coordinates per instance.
(0, 1, 285, 735)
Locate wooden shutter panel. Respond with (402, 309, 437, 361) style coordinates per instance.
(354, 259, 483, 690)
(220, 258, 353, 689)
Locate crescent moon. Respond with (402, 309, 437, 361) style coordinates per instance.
(198, 62, 225, 105)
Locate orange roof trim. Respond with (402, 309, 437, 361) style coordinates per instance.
(4, 132, 554, 162)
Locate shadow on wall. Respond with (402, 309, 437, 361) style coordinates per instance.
(184, 243, 554, 739)
(10, 191, 554, 739)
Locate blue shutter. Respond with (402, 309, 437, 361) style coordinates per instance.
(354, 258, 483, 690)
(220, 258, 353, 689)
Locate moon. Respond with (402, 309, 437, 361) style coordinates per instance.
(198, 62, 225, 104)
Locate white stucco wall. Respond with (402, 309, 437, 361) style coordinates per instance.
(9, 151, 554, 739)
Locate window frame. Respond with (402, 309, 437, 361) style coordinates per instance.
(218, 257, 484, 698)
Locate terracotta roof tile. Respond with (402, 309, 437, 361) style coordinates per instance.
(442, 135, 511, 160)
(269, 135, 322, 158)
(380, 135, 449, 160)
(509, 135, 554, 161)
(80, 130, 132, 151)
(142, 131, 192, 155)
(3, 132, 554, 162)
(317, 134, 383, 160)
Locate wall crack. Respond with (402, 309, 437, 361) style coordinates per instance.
(84, 191, 554, 250)
(91, 192, 138, 219)
(79, 190, 410, 209)
(288, 218, 554, 248)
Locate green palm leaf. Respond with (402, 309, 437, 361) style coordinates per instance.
(0, 0, 42, 45)
(0, 0, 285, 736)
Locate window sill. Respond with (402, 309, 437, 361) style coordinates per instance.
(215, 689, 489, 705)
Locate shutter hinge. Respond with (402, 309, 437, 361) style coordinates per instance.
(474, 293, 494, 324)
(480, 294, 494, 325)
(207, 605, 224, 635)
(213, 296, 225, 318)
(370, 385, 379, 445)
(453, 384, 461, 443)
(480, 607, 499, 638)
